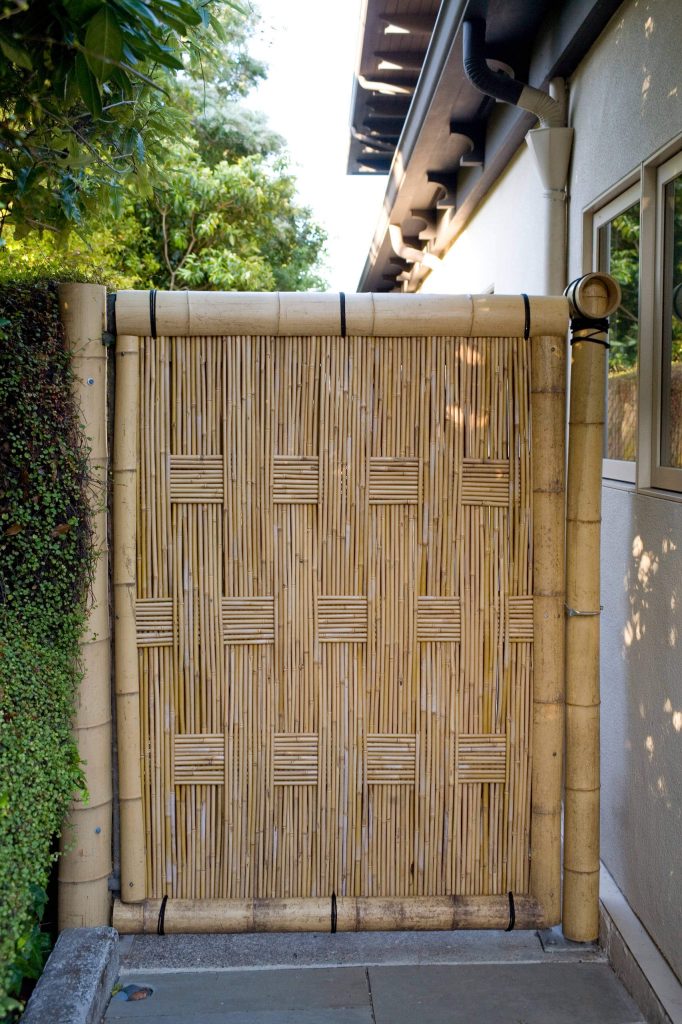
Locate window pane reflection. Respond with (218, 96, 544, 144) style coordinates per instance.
(598, 203, 640, 462)
(660, 175, 682, 469)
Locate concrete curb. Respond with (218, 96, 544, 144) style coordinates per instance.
(22, 927, 118, 1024)
(600, 864, 682, 1024)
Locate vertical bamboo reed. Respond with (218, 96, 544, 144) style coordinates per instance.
(129, 308, 559, 915)
(114, 333, 147, 900)
(563, 273, 620, 941)
(57, 283, 112, 928)
(529, 334, 567, 925)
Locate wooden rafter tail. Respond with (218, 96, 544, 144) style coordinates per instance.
(113, 332, 147, 902)
(114, 290, 569, 339)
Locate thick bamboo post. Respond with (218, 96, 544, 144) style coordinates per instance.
(112, 895, 544, 934)
(57, 283, 112, 928)
(113, 334, 146, 901)
(563, 273, 621, 941)
(529, 333, 567, 925)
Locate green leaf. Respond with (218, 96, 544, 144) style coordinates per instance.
(74, 53, 102, 117)
(84, 6, 123, 82)
(0, 33, 33, 70)
(111, 0, 161, 30)
(156, 0, 202, 27)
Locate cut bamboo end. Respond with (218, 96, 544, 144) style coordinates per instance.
(113, 896, 545, 934)
(114, 290, 569, 338)
(565, 273, 621, 320)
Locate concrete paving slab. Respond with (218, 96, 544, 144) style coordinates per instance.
(105, 967, 370, 1020)
(106, 1012, 372, 1024)
(119, 928, 600, 973)
(368, 962, 645, 1024)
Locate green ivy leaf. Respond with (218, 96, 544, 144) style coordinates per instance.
(84, 6, 123, 82)
(74, 54, 102, 118)
(0, 34, 33, 70)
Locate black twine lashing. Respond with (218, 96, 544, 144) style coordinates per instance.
(521, 293, 530, 340)
(339, 292, 347, 337)
(570, 316, 610, 348)
(505, 891, 515, 932)
(331, 892, 338, 933)
(148, 288, 157, 339)
(157, 894, 168, 936)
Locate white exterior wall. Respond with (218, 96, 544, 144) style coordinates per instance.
(417, 0, 682, 980)
(568, 0, 682, 980)
(420, 145, 547, 296)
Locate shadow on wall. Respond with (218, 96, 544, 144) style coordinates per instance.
(600, 484, 682, 980)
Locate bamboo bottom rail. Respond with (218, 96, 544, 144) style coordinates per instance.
(113, 896, 545, 934)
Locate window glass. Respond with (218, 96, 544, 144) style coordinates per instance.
(660, 174, 682, 469)
(598, 202, 640, 462)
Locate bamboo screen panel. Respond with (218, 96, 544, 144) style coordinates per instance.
(136, 333, 534, 901)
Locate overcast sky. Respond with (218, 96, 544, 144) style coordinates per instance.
(243, 0, 388, 291)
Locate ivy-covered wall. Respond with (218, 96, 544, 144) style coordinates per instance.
(0, 282, 94, 1018)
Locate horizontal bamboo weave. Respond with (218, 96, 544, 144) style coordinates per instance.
(137, 333, 534, 901)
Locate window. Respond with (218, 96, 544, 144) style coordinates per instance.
(651, 151, 682, 490)
(587, 138, 682, 496)
(593, 185, 640, 483)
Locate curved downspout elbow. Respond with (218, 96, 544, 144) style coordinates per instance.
(462, 19, 565, 128)
(517, 85, 565, 129)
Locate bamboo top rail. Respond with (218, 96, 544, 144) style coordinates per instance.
(114, 290, 569, 339)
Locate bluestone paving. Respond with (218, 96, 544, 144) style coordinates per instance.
(368, 963, 645, 1023)
(105, 933, 643, 1023)
(107, 1011, 373, 1024)
(106, 967, 370, 1019)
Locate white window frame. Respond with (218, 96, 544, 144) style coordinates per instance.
(589, 181, 641, 485)
(584, 135, 682, 500)
(638, 135, 682, 498)
(648, 150, 682, 491)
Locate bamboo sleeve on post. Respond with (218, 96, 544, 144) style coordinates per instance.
(529, 333, 567, 926)
(57, 283, 112, 928)
(563, 273, 621, 942)
(114, 333, 147, 901)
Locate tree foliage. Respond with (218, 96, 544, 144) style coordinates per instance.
(0, 0, 255, 235)
(106, 141, 326, 291)
(0, 0, 327, 289)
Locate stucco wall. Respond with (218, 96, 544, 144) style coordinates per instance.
(569, 0, 682, 981)
(417, 0, 682, 979)
(420, 144, 547, 295)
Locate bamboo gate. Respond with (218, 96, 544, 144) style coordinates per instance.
(110, 290, 571, 934)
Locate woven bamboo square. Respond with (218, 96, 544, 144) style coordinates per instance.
(222, 597, 275, 644)
(273, 733, 318, 785)
(169, 455, 223, 502)
(136, 598, 174, 646)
